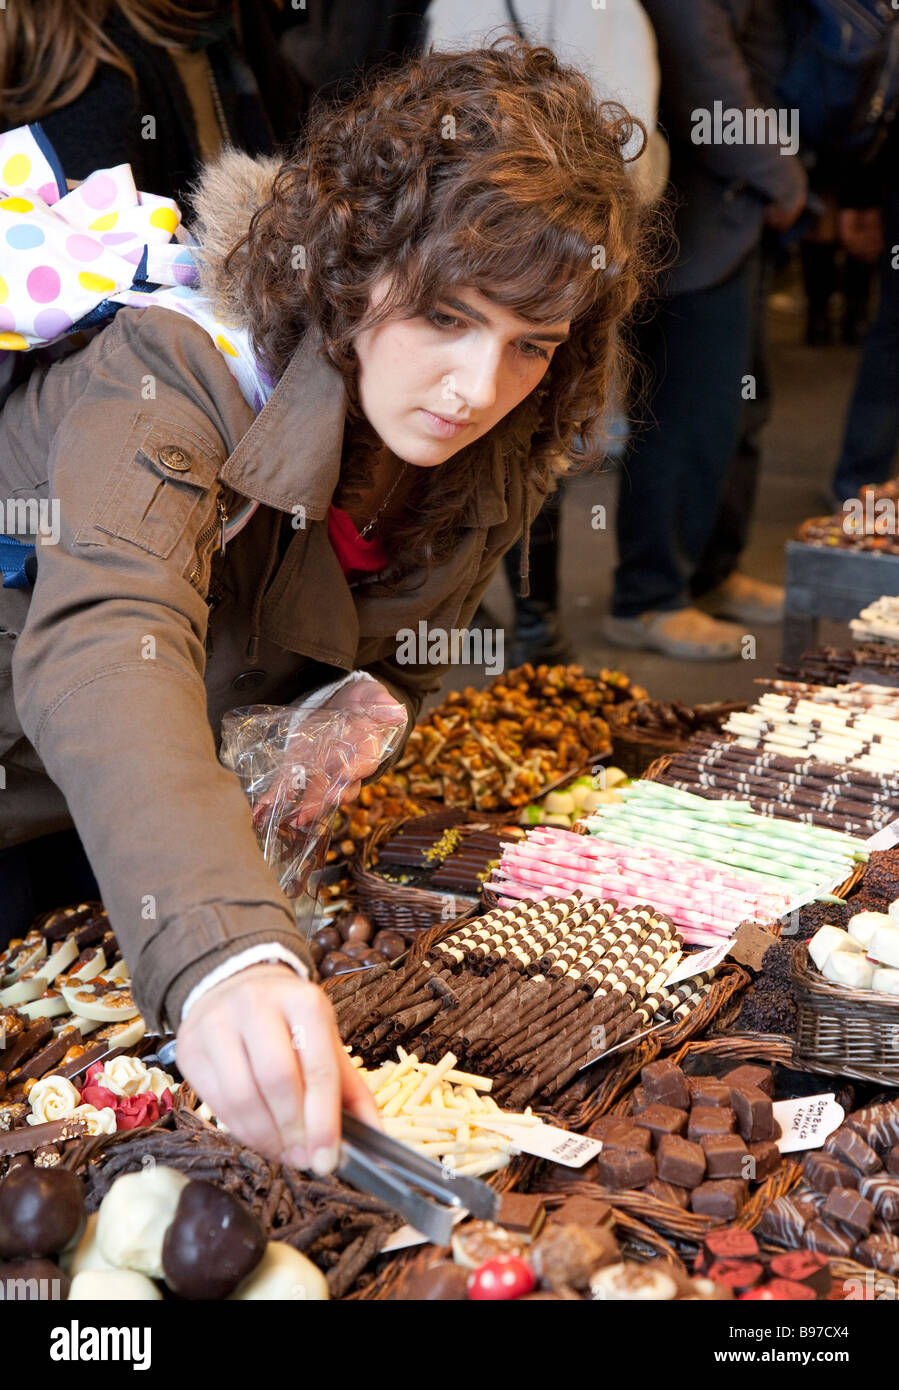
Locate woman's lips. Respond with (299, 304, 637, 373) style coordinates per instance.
(418, 408, 473, 439)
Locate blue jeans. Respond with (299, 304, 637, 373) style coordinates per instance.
(613, 251, 759, 617)
(832, 188, 899, 502)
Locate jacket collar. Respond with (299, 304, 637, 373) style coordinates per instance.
(219, 327, 522, 528)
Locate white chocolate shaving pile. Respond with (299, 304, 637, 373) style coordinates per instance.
(350, 1047, 541, 1178)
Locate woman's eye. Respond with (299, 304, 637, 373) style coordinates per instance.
(519, 340, 550, 361)
(429, 310, 463, 330)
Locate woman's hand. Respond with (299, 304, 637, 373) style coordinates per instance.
(176, 964, 379, 1171)
(253, 678, 408, 831)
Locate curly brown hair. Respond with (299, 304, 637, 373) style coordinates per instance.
(220, 38, 655, 590)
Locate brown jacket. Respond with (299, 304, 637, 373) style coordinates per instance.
(0, 150, 545, 1033)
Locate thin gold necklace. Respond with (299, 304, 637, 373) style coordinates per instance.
(357, 460, 409, 539)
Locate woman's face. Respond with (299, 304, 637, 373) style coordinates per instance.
(353, 284, 571, 466)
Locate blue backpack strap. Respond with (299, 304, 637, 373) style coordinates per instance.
(0, 535, 36, 588)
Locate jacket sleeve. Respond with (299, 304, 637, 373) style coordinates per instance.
(642, 0, 806, 208)
(12, 390, 312, 1033)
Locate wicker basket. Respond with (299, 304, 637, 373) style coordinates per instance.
(791, 941, 899, 1085)
(607, 703, 746, 781)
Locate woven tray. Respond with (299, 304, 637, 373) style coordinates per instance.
(791, 941, 899, 1085)
(606, 703, 745, 781)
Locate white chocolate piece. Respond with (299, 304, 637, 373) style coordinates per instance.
(93, 1016, 147, 1049)
(228, 1241, 328, 1301)
(69, 1269, 162, 1301)
(590, 1261, 678, 1301)
(822, 950, 875, 990)
(70, 949, 106, 983)
(105, 957, 131, 982)
(808, 925, 862, 972)
(869, 925, 899, 970)
(56, 1014, 101, 1037)
(96, 1167, 189, 1278)
(17, 992, 69, 1019)
(59, 981, 139, 1022)
(61, 1212, 116, 1277)
(847, 911, 893, 948)
(0, 973, 46, 1006)
(33, 936, 80, 985)
(871, 967, 899, 995)
(2, 937, 47, 984)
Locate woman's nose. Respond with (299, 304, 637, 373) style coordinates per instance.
(448, 344, 502, 413)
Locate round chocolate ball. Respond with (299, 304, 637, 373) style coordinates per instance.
(0, 1257, 69, 1300)
(309, 941, 325, 968)
(313, 926, 342, 954)
(319, 951, 357, 978)
(342, 941, 371, 960)
(342, 912, 372, 944)
(360, 950, 384, 969)
(0, 1166, 85, 1260)
(372, 930, 406, 960)
(161, 1180, 265, 1300)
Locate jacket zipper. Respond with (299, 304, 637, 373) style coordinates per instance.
(206, 58, 229, 145)
(189, 489, 230, 591)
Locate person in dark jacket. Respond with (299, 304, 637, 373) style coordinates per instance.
(605, 0, 806, 660)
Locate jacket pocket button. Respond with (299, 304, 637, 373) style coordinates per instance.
(232, 669, 267, 691)
(157, 444, 192, 472)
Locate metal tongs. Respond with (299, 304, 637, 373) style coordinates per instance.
(144, 1041, 499, 1244)
(338, 1112, 499, 1245)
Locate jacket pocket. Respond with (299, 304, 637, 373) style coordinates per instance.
(74, 412, 222, 559)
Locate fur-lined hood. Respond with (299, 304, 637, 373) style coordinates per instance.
(183, 146, 283, 331)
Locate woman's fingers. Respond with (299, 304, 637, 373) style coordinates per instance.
(240, 1010, 308, 1164)
(181, 1024, 283, 1159)
(282, 986, 342, 1173)
(339, 1047, 381, 1128)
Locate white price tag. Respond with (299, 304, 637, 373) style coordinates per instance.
(664, 937, 736, 987)
(772, 1093, 845, 1154)
(478, 1117, 602, 1167)
(866, 818, 899, 851)
(381, 1212, 468, 1253)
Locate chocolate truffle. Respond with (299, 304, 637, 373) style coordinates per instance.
(822, 1186, 874, 1239)
(747, 1141, 782, 1181)
(731, 1085, 776, 1143)
(531, 1223, 612, 1291)
(803, 1151, 857, 1193)
(855, 1235, 899, 1275)
(162, 1180, 265, 1300)
(722, 1064, 774, 1098)
(0, 1165, 85, 1260)
(644, 1180, 690, 1210)
(594, 1149, 655, 1191)
(688, 1077, 733, 1108)
(825, 1125, 882, 1177)
(586, 1116, 652, 1152)
(395, 1261, 470, 1300)
(860, 1173, 899, 1223)
(804, 1220, 854, 1259)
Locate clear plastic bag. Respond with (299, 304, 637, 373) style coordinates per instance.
(220, 693, 407, 931)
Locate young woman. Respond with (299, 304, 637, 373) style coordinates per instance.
(0, 40, 648, 1170)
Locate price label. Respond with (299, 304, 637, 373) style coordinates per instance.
(772, 1093, 845, 1154)
(664, 936, 736, 987)
(478, 1117, 602, 1167)
(867, 818, 899, 851)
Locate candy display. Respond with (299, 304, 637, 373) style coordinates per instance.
(394, 664, 635, 809)
(519, 768, 628, 829)
(724, 683, 899, 773)
(332, 892, 728, 1109)
(796, 480, 899, 555)
(372, 819, 525, 896)
(612, 698, 747, 742)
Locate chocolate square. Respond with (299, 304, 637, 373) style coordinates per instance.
(547, 1196, 613, 1230)
(859, 1173, 899, 1223)
(756, 1196, 818, 1248)
(688, 1106, 736, 1142)
(586, 1116, 652, 1153)
(594, 1149, 656, 1191)
(803, 1151, 856, 1193)
(701, 1133, 750, 1180)
(690, 1179, 748, 1221)
(825, 1125, 882, 1177)
(644, 1179, 690, 1210)
(497, 1193, 546, 1241)
(657, 1134, 706, 1188)
(634, 1104, 687, 1143)
(630, 1084, 652, 1115)
(855, 1235, 899, 1275)
(731, 1085, 776, 1142)
(688, 1077, 733, 1108)
(822, 1186, 874, 1238)
(722, 1064, 774, 1098)
(748, 1140, 782, 1181)
(804, 1220, 854, 1259)
(640, 1059, 690, 1111)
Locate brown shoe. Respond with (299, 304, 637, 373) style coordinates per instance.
(697, 572, 784, 625)
(602, 607, 745, 660)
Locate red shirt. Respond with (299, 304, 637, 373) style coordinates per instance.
(327, 504, 387, 580)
